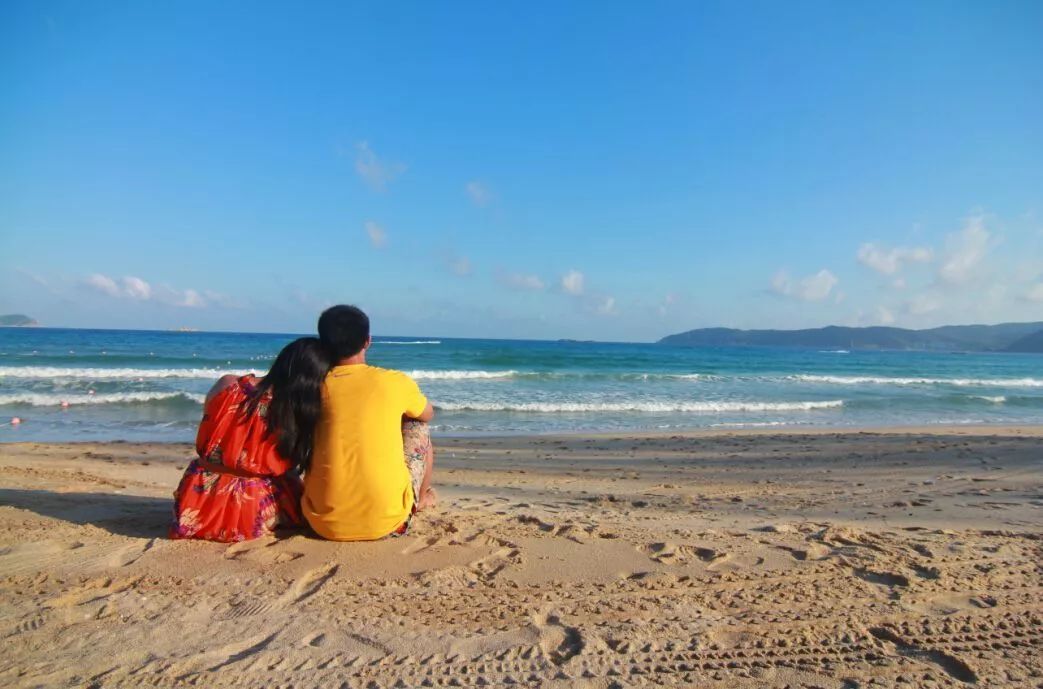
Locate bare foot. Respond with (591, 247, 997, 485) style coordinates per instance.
(417, 487, 438, 511)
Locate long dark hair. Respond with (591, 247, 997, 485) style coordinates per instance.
(245, 337, 332, 471)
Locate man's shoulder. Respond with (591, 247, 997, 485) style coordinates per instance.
(364, 365, 417, 385)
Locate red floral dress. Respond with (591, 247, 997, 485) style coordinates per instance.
(170, 376, 304, 542)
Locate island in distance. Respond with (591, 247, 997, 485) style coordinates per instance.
(659, 321, 1043, 353)
(0, 314, 38, 327)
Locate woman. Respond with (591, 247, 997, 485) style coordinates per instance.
(170, 337, 331, 542)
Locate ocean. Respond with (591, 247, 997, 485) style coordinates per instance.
(0, 328, 1041, 442)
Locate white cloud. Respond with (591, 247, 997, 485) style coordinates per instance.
(465, 181, 493, 207)
(122, 276, 152, 300)
(354, 141, 406, 191)
(84, 273, 122, 298)
(875, 306, 895, 325)
(561, 270, 585, 296)
(83, 273, 206, 308)
(857, 243, 933, 275)
(178, 289, 205, 308)
(596, 296, 617, 316)
(365, 221, 387, 249)
(771, 269, 838, 302)
(84, 274, 152, 300)
(938, 215, 991, 285)
(499, 272, 545, 291)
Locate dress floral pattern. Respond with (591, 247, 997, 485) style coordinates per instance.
(170, 377, 303, 542)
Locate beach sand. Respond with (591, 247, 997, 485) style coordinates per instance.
(1, 427, 1041, 688)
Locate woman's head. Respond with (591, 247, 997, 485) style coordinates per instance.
(247, 337, 332, 471)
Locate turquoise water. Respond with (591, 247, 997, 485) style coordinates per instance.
(1, 328, 1041, 442)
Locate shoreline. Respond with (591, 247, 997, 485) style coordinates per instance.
(1, 428, 1041, 687)
(4, 421, 1043, 446)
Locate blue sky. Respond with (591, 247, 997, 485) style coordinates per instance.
(1, 1, 1042, 341)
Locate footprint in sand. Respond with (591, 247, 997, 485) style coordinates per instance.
(642, 542, 728, 566)
(224, 538, 304, 566)
(223, 563, 338, 620)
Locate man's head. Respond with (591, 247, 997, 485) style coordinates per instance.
(318, 305, 370, 360)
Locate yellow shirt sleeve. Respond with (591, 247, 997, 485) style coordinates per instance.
(400, 374, 428, 418)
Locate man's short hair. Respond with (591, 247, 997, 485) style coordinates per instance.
(318, 305, 370, 360)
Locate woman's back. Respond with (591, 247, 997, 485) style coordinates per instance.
(196, 377, 293, 477)
(171, 376, 303, 542)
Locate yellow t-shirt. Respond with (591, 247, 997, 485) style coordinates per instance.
(303, 364, 428, 541)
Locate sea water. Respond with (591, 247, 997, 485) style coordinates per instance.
(0, 328, 1041, 442)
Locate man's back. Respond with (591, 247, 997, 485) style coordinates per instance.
(303, 364, 428, 541)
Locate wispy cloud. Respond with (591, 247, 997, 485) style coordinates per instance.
(595, 295, 617, 316)
(447, 255, 472, 276)
(365, 220, 387, 249)
(84, 274, 151, 300)
(498, 271, 545, 291)
(938, 214, 992, 285)
(857, 243, 932, 275)
(354, 141, 406, 191)
(560, 269, 585, 296)
(465, 181, 494, 207)
(1024, 283, 1043, 302)
(903, 293, 941, 315)
(875, 305, 896, 324)
(770, 269, 838, 301)
(83, 273, 207, 308)
(657, 292, 678, 316)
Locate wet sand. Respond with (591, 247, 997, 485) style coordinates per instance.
(0, 426, 1041, 688)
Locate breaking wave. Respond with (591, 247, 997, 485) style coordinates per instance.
(436, 400, 843, 413)
(792, 375, 1043, 388)
(0, 391, 205, 407)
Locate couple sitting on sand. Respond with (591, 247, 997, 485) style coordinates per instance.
(169, 305, 437, 542)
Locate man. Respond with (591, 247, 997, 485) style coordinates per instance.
(303, 305, 436, 541)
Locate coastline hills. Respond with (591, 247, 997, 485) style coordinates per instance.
(659, 321, 1043, 353)
(0, 314, 38, 327)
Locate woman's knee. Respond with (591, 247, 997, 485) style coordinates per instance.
(402, 419, 433, 459)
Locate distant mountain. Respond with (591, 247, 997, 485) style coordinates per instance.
(0, 314, 38, 327)
(1005, 328, 1043, 353)
(658, 322, 1043, 353)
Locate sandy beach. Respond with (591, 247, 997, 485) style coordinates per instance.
(1, 427, 1041, 688)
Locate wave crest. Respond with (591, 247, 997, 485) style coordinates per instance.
(793, 374, 1043, 388)
(408, 370, 519, 380)
(0, 366, 258, 380)
(0, 391, 205, 407)
(436, 400, 843, 413)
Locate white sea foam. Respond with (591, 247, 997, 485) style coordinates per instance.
(0, 366, 259, 380)
(408, 370, 519, 380)
(793, 374, 1043, 388)
(710, 421, 792, 428)
(0, 391, 205, 407)
(379, 340, 442, 345)
(975, 395, 1007, 404)
(436, 400, 843, 413)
